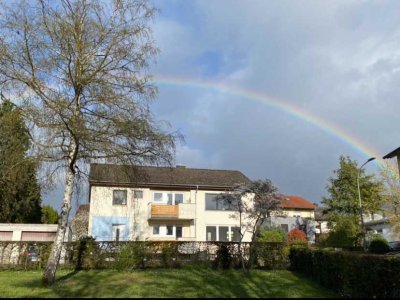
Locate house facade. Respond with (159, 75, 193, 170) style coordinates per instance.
(88, 164, 316, 242)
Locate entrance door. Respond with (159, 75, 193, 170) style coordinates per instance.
(112, 224, 126, 242)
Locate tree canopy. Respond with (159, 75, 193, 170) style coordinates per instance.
(322, 156, 384, 246)
(41, 205, 59, 224)
(0, 99, 42, 223)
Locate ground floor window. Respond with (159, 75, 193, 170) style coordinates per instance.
(206, 225, 241, 242)
(152, 224, 183, 238)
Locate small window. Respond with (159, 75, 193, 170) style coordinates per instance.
(166, 225, 173, 236)
(113, 190, 127, 205)
(205, 194, 218, 210)
(134, 190, 143, 199)
(281, 224, 289, 233)
(153, 225, 160, 235)
(176, 226, 182, 238)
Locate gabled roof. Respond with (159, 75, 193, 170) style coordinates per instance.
(279, 195, 317, 210)
(89, 163, 251, 189)
(383, 147, 400, 159)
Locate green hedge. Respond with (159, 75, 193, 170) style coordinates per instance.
(289, 247, 400, 298)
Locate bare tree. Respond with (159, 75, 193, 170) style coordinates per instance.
(218, 179, 282, 272)
(0, 0, 180, 285)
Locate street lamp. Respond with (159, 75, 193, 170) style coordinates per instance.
(357, 157, 375, 250)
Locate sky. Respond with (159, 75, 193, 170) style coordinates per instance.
(44, 0, 400, 212)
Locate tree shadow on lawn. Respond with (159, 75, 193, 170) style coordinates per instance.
(14, 268, 336, 298)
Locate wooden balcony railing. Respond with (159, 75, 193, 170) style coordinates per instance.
(151, 205, 179, 218)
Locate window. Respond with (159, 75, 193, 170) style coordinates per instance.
(152, 225, 182, 237)
(281, 224, 289, 233)
(176, 226, 182, 238)
(206, 226, 217, 241)
(232, 227, 241, 242)
(206, 225, 240, 242)
(175, 194, 184, 204)
(153, 225, 160, 235)
(113, 190, 127, 205)
(134, 190, 143, 199)
(154, 192, 163, 202)
(205, 193, 237, 211)
(153, 192, 184, 205)
(166, 225, 173, 236)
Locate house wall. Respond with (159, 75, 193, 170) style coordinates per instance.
(277, 209, 315, 219)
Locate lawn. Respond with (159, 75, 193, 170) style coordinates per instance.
(0, 268, 337, 298)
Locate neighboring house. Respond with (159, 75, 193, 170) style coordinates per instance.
(88, 164, 318, 242)
(268, 196, 317, 242)
(383, 146, 400, 176)
(0, 223, 71, 242)
(314, 205, 330, 236)
(71, 204, 90, 241)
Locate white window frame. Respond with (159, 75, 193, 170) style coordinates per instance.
(152, 192, 184, 205)
(206, 225, 241, 242)
(151, 224, 183, 238)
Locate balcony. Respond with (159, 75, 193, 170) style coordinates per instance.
(148, 203, 195, 220)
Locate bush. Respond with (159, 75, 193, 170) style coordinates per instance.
(257, 242, 289, 269)
(288, 228, 307, 246)
(213, 243, 232, 269)
(369, 236, 390, 254)
(289, 247, 400, 298)
(258, 227, 287, 243)
(115, 242, 147, 271)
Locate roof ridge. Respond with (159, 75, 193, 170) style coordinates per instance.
(90, 163, 245, 173)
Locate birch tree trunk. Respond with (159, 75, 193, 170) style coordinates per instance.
(42, 145, 77, 285)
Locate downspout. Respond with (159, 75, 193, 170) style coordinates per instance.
(194, 185, 198, 240)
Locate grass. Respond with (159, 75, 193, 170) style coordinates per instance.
(0, 268, 337, 298)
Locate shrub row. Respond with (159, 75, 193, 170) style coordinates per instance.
(289, 247, 400, 298)
(0, 240, 289, 271)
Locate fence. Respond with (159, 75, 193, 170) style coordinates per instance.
(0, 240, 289, 270)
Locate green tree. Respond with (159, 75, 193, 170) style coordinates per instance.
(0, 0, 179, 284)
(0, 100, 42, 223)
(322, 156, 384, 247)
(41, 205, 59, 224)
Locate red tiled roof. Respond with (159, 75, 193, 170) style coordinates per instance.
(280, 195, 316, 210)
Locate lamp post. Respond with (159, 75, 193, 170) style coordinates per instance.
(357, 157, 375, 250)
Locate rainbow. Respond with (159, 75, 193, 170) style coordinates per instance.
(154, 75, 385, 167)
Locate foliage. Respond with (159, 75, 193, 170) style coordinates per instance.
(115, 242, 147, 271)
(289, 247, 400, 298)
(70, 206, 89, 240)
(380, 163, 400, 235)
(368, 235, 390, 254)
(213, 243, 233, 269)
(216, 179, 281, 271)
(257, 242, 290, 269)
(41, 206, 59, 224)
(288, 228, 307, 246)
(323, 216, 360, 248)
(74, 237, 103, 270)
(0, 100, 42, 223)
(322, 156, 384, 247)
(258, 226, 287, 243)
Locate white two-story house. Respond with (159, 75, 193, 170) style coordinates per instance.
(88, 164, 254, 242)
(87, 164, 317, 242)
